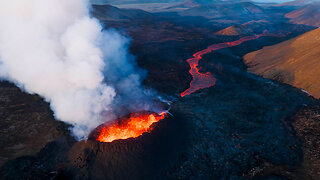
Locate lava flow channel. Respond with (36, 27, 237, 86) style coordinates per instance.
(96, 112, 167, 143)
(181, 33, 282, 97)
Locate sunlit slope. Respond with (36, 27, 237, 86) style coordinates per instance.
(244, 28, 320, 98)
(286, 2, 320, 27)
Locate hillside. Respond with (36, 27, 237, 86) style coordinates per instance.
(215, 20, 315, 36)
(285, 2, 320, 27)
(244, 28, 320, 99)
(168, 0, 222, 9)
(178, 2, 266, 23)
(91, 0, 183, 5)
(277, 0, 319, 7)
(91, 4, 153, 21)
(215, 20, 270, 35)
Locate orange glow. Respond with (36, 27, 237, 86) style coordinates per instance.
(96, 112, 167, 142)
(181, 33, 285, 97)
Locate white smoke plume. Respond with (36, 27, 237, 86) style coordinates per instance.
(0, 0, 158, 140)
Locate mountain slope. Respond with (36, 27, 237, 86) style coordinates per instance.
(285, 2, 320, 27)
(244, 28, 320, 99)
(179, 2, 265, 21)
(215, 20, 315, 36)
(277, 0, 319, 7)
(91, 0, 183, 5)
(91, 4, 153, 21)
(215, 20, 270, 35)
(168, 0, 222, 9)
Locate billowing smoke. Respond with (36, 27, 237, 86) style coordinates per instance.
(0, 0, 159, 140)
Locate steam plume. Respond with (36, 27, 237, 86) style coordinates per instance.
(0, 0, 156, 139)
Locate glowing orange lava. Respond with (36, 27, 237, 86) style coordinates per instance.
(181, 33, 285, 97)
(96, 112, 167, 142)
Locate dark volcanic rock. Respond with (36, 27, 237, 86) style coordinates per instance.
(291, 105, 320, 179)
(0, 136, 75, 180)
(0, 81, 71, 167)
(241, 104, 320, 180)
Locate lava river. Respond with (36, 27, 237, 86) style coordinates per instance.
(181, 33, 283, 97)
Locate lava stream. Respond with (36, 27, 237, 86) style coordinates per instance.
(96, 112, 167, 143)
(181, 33, 284, 97)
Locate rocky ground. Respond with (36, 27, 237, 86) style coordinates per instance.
(291, 105, 320, 179)
(0, 82, 71, 167)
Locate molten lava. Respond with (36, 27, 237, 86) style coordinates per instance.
(96, 112, 167, 143)
(181, 33, 285, 97)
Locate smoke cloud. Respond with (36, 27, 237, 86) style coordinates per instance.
(0, 0, 158, 140)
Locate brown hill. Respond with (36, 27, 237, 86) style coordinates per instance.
(244, 28, 320, 99)
(215, 20, 270, 35)
(285, 2, 320, 27)
(277, 0, 318, 7)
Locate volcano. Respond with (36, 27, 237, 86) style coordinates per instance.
(1, 2, 320, 180)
